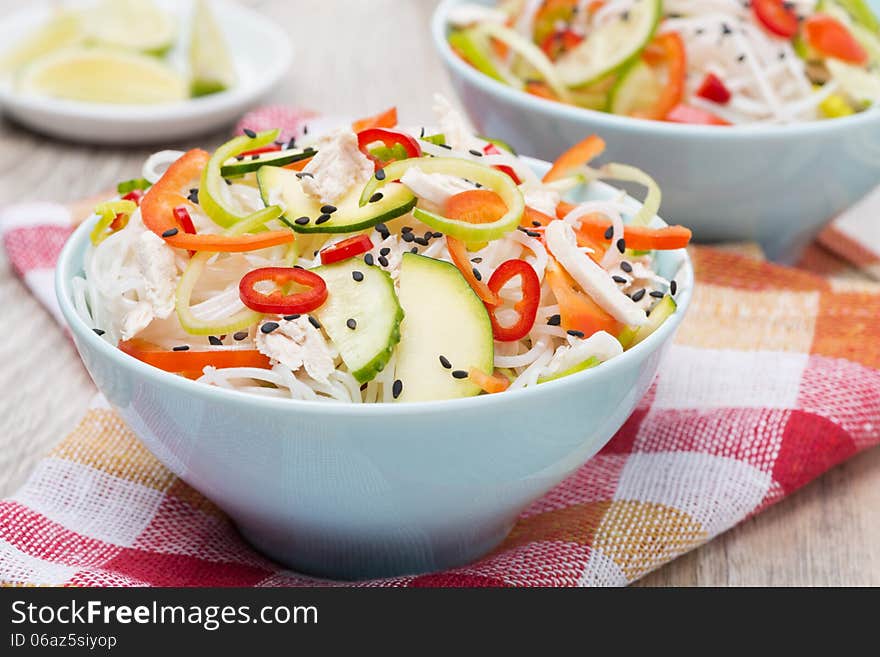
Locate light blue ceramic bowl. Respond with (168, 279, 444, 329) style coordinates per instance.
(433, 0, 880, 262)
(55, 160, 693, 581)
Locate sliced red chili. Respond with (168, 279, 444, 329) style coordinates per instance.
(173, 206, 198, 256)
(320, 234, 374, 265)
(486, 259, 541, 342)
(121, 189, 145, 205)
(238, 144, 283, 158)
(752, 0, 799, 38)
(357, 128, 421, 169)
(239, 267, 328, 315)
(696, 73, 731, 105)
(483, 143, 522, 184)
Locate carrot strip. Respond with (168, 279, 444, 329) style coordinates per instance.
(543, 135, 606, 182)
(469, 368, 511, 394)
(352, 107, 398, 132)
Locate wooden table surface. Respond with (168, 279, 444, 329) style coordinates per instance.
(1, 0, 878, 586)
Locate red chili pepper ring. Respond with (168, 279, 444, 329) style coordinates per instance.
(239, 267, 328, 315)
(356, 128, 421, 169)
(486, 259, 541, 342)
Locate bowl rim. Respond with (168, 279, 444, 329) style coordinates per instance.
(55, 160, 694, 417)
(431, 0, 880, 139)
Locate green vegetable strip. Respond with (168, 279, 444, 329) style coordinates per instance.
(199, 129, 280, 229)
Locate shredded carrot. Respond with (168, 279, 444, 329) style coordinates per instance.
(446, 236, 500, 306)
(282, 156, 313, 172)
(520, 206, 555, 228)
(578, 215, 692, 250)
(545, 258, 622, 337)
(543, 135, 606, 182)
(351, 107, 398, 132)
(525, 81, 559, 101)
(469, 368, 511, 394)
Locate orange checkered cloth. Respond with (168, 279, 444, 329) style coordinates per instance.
(0, 113, 878, 586)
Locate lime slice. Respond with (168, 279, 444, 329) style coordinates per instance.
(0, 10, 81, 75)
(608, 60, 663, 115)
(189, 0, 237, 97)
(18, 48, 188, 104)
(82, 0, 176, 56)
(555, 0, 660, 88)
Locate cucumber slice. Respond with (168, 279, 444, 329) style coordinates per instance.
(220, 148, 315, 179)
(607, 60, 663, 115)
(618, 295, 676, 349)
(82, 0, 176, 56)
(190, 0, 237, 96)
(257, 166, 417, 234)
(448, 28, 506, 83)
(393, 253, 493, 402)
(311, 258, 403, 384)
(555, 0, 660, 88)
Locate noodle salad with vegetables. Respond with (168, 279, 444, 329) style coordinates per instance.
(74, 98, 690, 403)
(447, 0, 880, 124)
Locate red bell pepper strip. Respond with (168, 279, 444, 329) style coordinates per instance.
(119, 338, 271, 373)
(483, 143, 522, 184)
(352, 107, 398, 132)
(545, 258, 622, 338)
(238, 144, 283, 158)
(121, 189, 145, 205)
(543, 135, 606, 182)
(356, 128, 421, 170)
(632, 33, 686, 121)
(238, 267, 328, 315)
(804, 14, 868, 65)
(752, 0, 799, 38)
(446, 236, 501, 306)
(666, 104, 731, 125)
(173, 206, 198, 256)
(469, 368, 511, 394)
(319, 234, 374, 265)
(540, 28, 584, 61)
(486, 259, 541, 342)
(141, 149, 295, 253)
(696, 73, 731, 104)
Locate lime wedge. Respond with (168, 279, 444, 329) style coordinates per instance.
(18, 48, 188, 104)
(189, 0, 237, 97)
(0, 10, 81, 75)
(82, 0, 176, 56)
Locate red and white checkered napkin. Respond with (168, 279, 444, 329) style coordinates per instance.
(0, 107, 879, 587)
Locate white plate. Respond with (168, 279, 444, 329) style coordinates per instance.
(0, 0, 292, 144)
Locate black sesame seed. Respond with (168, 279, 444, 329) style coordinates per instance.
(375, 169, 386, 181)
(414, 237, 430, 246)
(392, 379, 403, 399)
(346, 318, 357, 330)
(423, 230, 433, 240)
(410, 247, 419, 254)
(173, 345, 190, 351)
(364, 253, 375, 266)
(532, 220, 542, 227)
(360, 382, 368, 391)
(243, 128, 257, 138)
(224, 178, 233, 185)
(286, 137, 297, 150)
(438, 143, 452, 149)
(295, 172, 314, 179)
(469, 149, 483, 157)
(471, 257, 482, 263)
(439, 355, 452, 369)
(431, 232, 443, 239)
(208, 336, 223, 346)
(235, 155, 245, 161)
(620, 261, 633, 273)
(378, 255, 389, 267)
(93, 328, 105, 336)
(187, 188, 199, 204)
(547, 314, 561, 326)
(722, 22, 732, 35)
(616, 238, 626, 254)
(452, 370, 469, 379)
(316, 214, 332, 225)
(369, 192, 384, 203)
(308, 316, 321, 330)
(402, 232, 415, 243)
(379, 247, 391, 256)
(161, 228, 179, 237)
(650, 290, 665, 299)
(251, 154, 261, 161)
(604, 226, 614, 240)
(233, 331, 248, 341)
(401, 226, 413, 233)
(294, 216, 310, 225)
(631, 289, 646, 302)
(612, 275, 628, 284)
(737, 53, 746, 62)
(670, 280, 678, 296)
(472, 267, 482, 281)
(261, 322, 279, 334)
(283, 314, 301, 321)
(321, 205, 337, 214)
(303, 124, 309, 135)
(420, 127, 425, 137)
(567, 330, 585, 338)
(352, 270, 364, 282)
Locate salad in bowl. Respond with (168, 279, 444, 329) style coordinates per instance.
(74, 98, 690, 405)
(446, 0, 880, 123)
